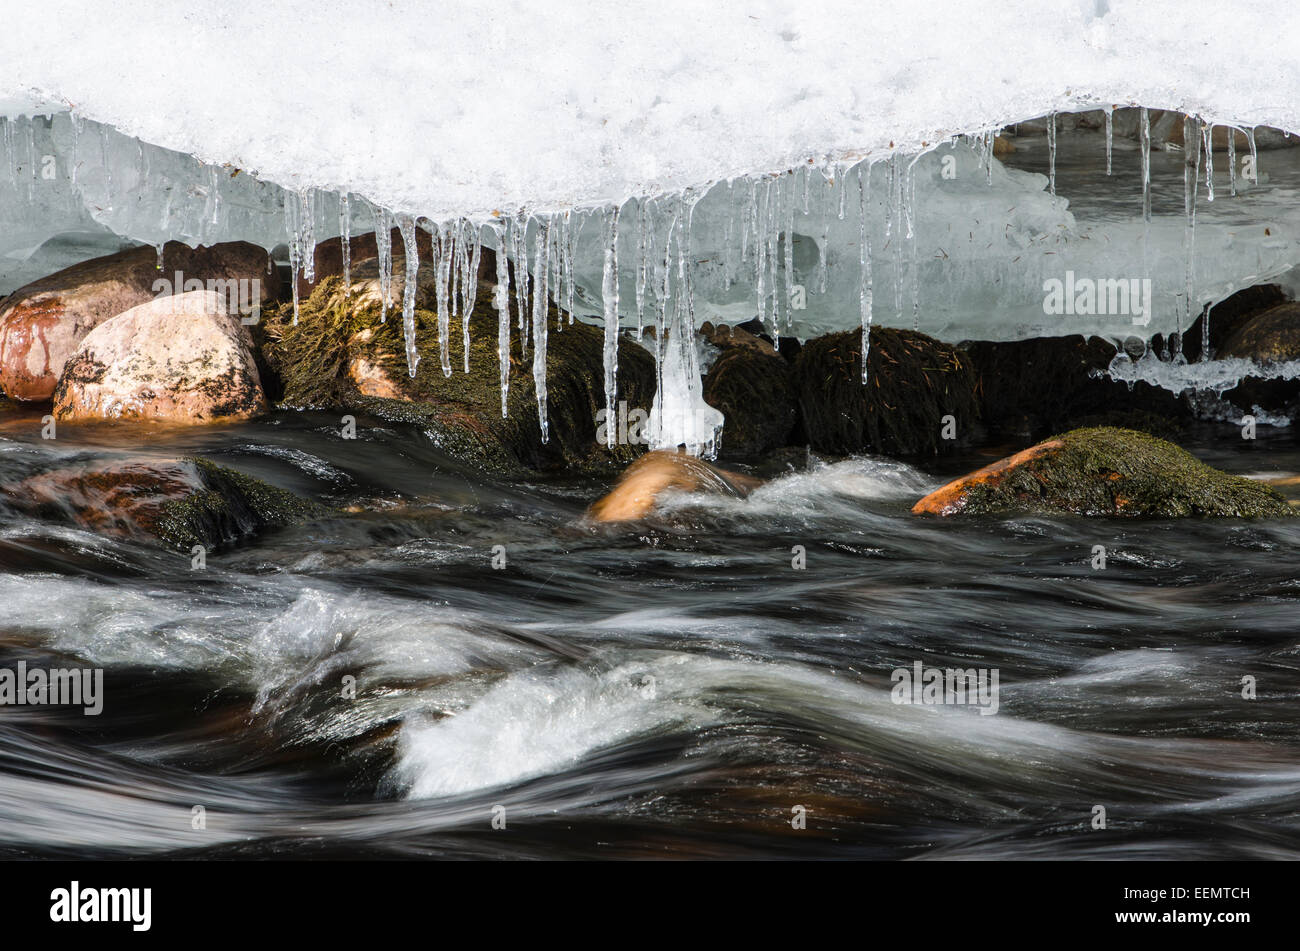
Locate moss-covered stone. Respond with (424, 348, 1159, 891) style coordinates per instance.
(913, 427, 1295, 518)
(261, 271, 656, 473)
(154, 457, 330, 552)
(792, 326, 979, 456)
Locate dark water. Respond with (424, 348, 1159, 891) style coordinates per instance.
(1, 405, 1299, 860)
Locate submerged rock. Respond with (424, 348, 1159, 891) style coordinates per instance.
(912, 427, 1294, 518)
(5, 456, 327, 551)
(587, 449, 761, 522)
(53, 290, 266, 424)
(793, 326, 979, 456)
(0, 241, 271, 401)
(264, 266, 656, 473)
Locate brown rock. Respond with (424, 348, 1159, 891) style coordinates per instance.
(911, 441, 1063, 515)
(0, 241, 272, 401)
(53, 290, 266, 424)
(587, 449, 761, 522)
(699, 321, 779, 357)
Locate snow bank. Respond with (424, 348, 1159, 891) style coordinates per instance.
(3, 0, 1299, 219)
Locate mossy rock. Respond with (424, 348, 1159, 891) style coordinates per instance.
(261, 271, 655, 473)
(703, 347, 797, 459)
(155, 457, 330, 552)
(792, 326, 979, 456)
(912, 427, 1295, 518)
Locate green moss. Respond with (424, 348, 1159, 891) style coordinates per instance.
(155, 456, 330, 551)
(262, 274, 656, 473)
(793, 326, 979, 456)
(959, 427, 1295, 518)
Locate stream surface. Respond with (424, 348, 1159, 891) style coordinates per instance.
(1, 406, 1298, 859)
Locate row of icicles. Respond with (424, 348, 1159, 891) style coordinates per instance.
(0, 107, 1254, 452)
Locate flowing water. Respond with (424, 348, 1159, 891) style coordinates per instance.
(1, 405, 1299, 859)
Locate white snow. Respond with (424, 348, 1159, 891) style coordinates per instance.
(3, 0, 1300, 220)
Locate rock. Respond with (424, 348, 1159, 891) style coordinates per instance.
(53, 289, 266, 424)
(699, 321, 779, 357)
(912, 427, 1294, 518)
(792, 326, 979, 456)
(4, 456, 327, 551)
(1218, 301, 1300, 363)
(703, 346, 797, 459)
(963, 334, 1190, 440)
(264, 268, 656, 473)
(0, 241, 272, 401)
(992, 135, 1015, 156)
(587, 449, 762, 522)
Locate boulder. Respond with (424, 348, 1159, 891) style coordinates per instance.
(703, 346, 797, 459)
(3, 456, 327, 551)
(53, 290, 266, 424)
(1218, 301, 1300, 363)
(0, 241, 271, 401)
(963, 334, 1190, 440)
(912, 427, 1294, 518)
(587, 449, 761, 522)
(792, 326, 979, 456)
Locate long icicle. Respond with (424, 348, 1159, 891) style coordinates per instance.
(601, 205, 621, 448)
(1047, 111, 1057, 196)
(375, 206, 393, 322)
(398, 214, 420, 377)
(435, 221, 453, 378)
(494, 221, 512, 417)
(339, 194, 352, 296)
(532, 219, 551, 443)
(858, 162, 873, 383)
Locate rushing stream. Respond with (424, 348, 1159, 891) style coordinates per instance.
(1, 405, 1298, 859)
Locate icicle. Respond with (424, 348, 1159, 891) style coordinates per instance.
(890, 154, 903, 323)
(375, 206, 393, 321)
(210, 166, 223, 228)
(631, 198, 647, 340)
(906, 156, 920, 331)
(816, 167, 831, 293)
(532, 219, 551, 443)
(398, 215, 420, 377)
(837, 164, 848, 220)
(565, 212, 577, 323)
(1246, 128, 1258, 184)
(287, 195, 302, 326)
(601, 206, 621, 448)
(765, 178, 780, 336)
(1227, 131, 1237, 197)
(339, 194, 352, 295)
(986, 132, 994, 186)
(494, 222, 512, 417)
(298, 189, 316, 283)
(802, 162, 811, 213)
(1203, 124, 1215, 202)
(754, 180, 768, 329)
(155, 243, 164, 271)
(1180, 115, 1202, 360)
(783, 173, 796, 331)
(1201, 300, 1214, 363)
(435, 221, 454, 377)
(1105, 108, 1113, 176)
(858, 163, 873, 383)
(513, 214, 530, 358)
(467, 221, 483, 321)
(1140, 107, 1152, 298)
(1046, 111, 1057, 197)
